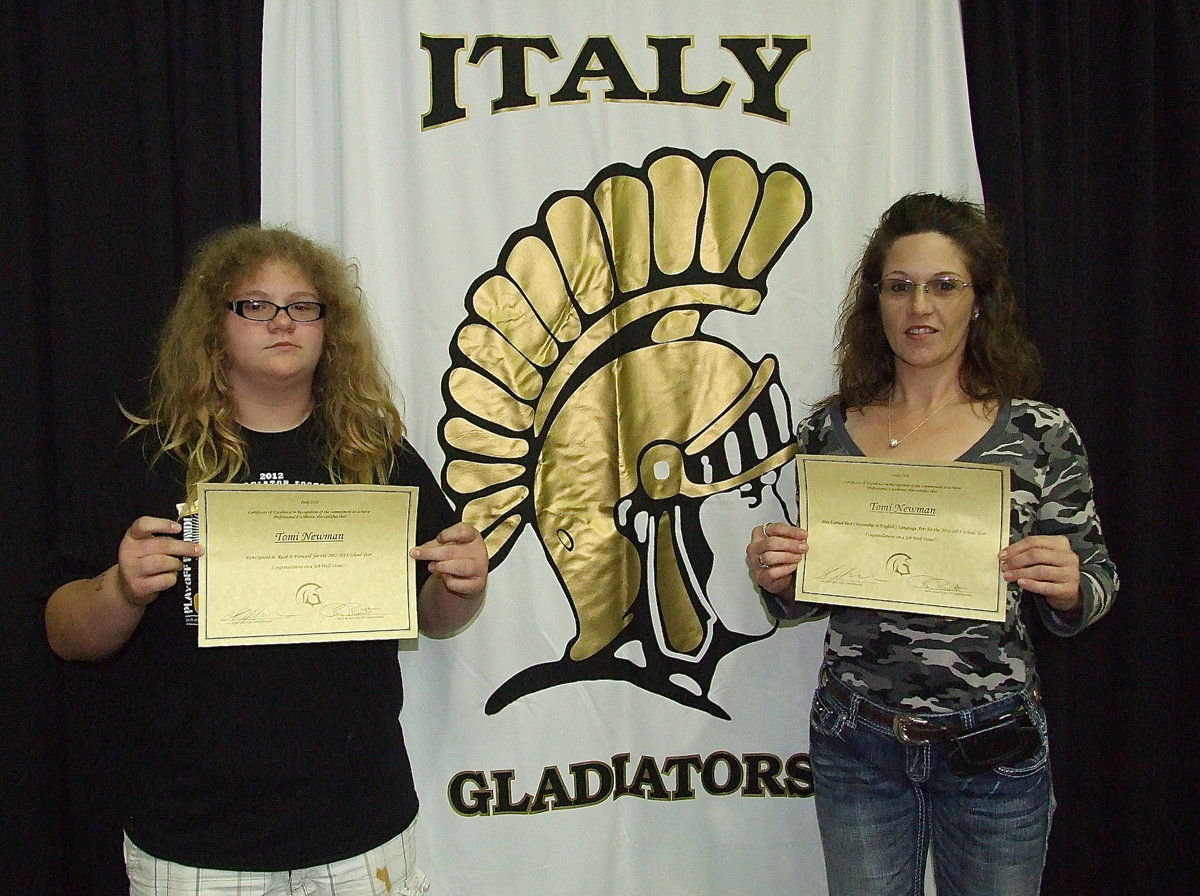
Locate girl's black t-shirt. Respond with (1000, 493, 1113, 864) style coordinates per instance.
(65, 417, 456, 870)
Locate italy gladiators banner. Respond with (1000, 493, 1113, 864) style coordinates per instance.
(261, 2, 981, 892)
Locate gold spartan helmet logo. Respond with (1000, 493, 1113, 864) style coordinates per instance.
(439, 148, 811, 717)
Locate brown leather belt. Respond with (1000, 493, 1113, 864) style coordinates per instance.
(821, 670, 1034, 746)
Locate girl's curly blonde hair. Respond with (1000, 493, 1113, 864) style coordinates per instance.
(129, 225, 404, 497)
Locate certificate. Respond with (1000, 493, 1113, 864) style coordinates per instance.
(796, 456, 1010, 621)
(196, 483, 419, 647)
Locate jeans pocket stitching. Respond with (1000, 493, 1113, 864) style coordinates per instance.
(810, 689, 848, 738)
(994, 736, 1050, 777)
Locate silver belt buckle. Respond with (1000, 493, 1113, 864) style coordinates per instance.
(893, 714, 936, 745)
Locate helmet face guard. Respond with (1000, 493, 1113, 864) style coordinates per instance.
(537, 339, 796, 659)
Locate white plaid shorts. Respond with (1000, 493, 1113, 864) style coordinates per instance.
(123, 821, 430, 896)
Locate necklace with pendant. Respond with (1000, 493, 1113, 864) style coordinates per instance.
(887, 392, 960, 448)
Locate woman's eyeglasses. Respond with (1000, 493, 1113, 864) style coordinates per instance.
(227, 299, 327, 322)
(875, 276, 973, 299)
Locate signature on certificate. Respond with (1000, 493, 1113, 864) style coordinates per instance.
(318, 603, 386, 619)
(885, 553, 969, 595)
(221, 607, 300, 625)
(902, 575, 970, 596)
(812, 564, 888, 587)
(296, 582, 384, 618)
(811, 556, 969, 597)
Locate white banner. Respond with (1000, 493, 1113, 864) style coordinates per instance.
(262, 2, 980, 893)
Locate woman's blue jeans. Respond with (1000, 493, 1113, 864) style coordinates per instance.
(809, 672, 1054, 896)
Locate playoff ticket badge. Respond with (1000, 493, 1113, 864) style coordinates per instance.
(195, 483, 419, 646)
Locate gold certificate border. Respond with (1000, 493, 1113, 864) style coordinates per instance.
(796, 456, 1010, 621)
(196, 483, 419, 647)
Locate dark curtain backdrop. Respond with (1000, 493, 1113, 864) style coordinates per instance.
(961, 3, 1199, 893)
(1, 2, 263, 893)
(2, 2, 1194, 893)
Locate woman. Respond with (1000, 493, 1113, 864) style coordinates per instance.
(46, 225, 487, 894)
(747, 194, 1116, 896)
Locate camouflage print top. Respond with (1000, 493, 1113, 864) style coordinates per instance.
(774, 398, 1117, 712)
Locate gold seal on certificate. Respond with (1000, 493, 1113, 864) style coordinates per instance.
(796, 456, 1010, 621)
(196, 483, 420, 647)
